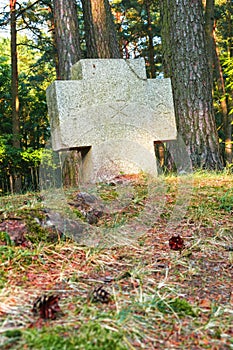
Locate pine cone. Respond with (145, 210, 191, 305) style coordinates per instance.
(91, 286, 111, 303)
(169, 235, 184, 251)
(32, 294, 61, 319)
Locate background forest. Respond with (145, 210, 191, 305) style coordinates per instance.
(0, 0, 232, 194)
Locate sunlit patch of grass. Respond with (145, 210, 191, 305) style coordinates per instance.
(0, 245, 40, 268)
(219, 189, 233, 212)
(156, 297, 197, 317)
(4, 323, 128, 350)
(0, 231, 13, 246)
(0, 270, 7, 288)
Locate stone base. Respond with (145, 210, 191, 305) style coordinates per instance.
(79, 142, 157, 183)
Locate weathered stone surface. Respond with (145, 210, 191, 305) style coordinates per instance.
(46, 59, 176, 182)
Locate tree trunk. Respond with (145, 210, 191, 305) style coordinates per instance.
(81, 0, 98, 57)
(52, 0, 121, 187)
(52, 0, 82, 187)
(82, 0, 121, 58)
(145, 0, 156, 78)
(213, 31, 232, 165)
(160, 0, 223, 170)
(10, 0, 20, 149)
(226, 0, 233, 58)
(204, 0, 232, 164)
(224, 0, 233, 164)
(47, 2, 60, 78)
(10, 0, 21, 192)
(204, 0, 215, 88)
(53, 0, 81, 79)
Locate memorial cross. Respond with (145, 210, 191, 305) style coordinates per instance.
(46, 59, 177, 183)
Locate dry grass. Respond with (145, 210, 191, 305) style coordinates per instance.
(0, 171, 232, 349)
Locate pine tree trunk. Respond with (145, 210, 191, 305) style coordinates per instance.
(81, 0, 98, 57)
(204, 0, 215, 88)
(224, 0, 233, 163)
(52, 0, 82, 187)
(160, 0, 223, 170)
(213, 32, 232, 165)
(82, 0, 121, 58)
(145, 0, 156, 78)
(53, 0, 81, 79)
(10, 0, 21, 192)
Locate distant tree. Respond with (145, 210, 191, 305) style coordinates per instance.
(111, 0, 161, 77)
(160, 0, 223, 170)
(144, 0, 156, 78)
(0, 30, 55, 193)
(10, 0, 21, 191)
(203, 0, 232, 165)
(213, 0, 232, 165)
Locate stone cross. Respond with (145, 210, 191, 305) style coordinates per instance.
(46, 59, 177, 183)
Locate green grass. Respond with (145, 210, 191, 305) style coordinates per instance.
(15, 323, 128, 350)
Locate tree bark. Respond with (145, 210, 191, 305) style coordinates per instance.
(213, 30, 232, 165)
(82, 0, 121, 58)
(10, 0, 20, 149)
(160, 0, 223, 170)
(224, 0, 233, 163)
(226, 0, 233, 57)
(145, 0, 156, 78)
(81, 0, 98, 57)
(10, 0, 21, 192)
(204, 0, 215, 88)
(53, 0, 81, 79)
(52, 0, 82, 187)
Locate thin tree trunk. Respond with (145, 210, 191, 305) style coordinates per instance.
(160, 0, 223, 170)
(10, 0, 19, 149)
(226, 0, 233, 57)
(145, 0, 156, 78)
(10, 0, 21, 192)
(204, 0, 232, 164)
(213, 32, 232, 164)
(225, 0, 233, 163)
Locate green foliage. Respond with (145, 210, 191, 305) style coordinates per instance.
(221, 55, 233, 115)
(0, 133, 61, 194)
(213, 0, 233, 162)
(219, 189, 233, 211)
(111, 0, 162, 77)
(0, 33, 56, 193)
(157, 297, 197, 317)
(0, 42, 11, 136)
(0, 231, 12, 245)
(2, 329, 22, 349)
(4, 329, 22, 339)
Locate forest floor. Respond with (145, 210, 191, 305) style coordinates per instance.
(0, 171, 232, 349)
